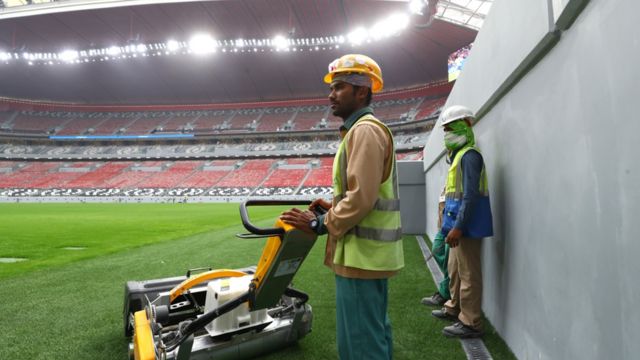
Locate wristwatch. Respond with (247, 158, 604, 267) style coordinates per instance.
(309, 218, 319, 233)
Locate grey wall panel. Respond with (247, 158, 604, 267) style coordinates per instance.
(398, 161, 426, 234)
(422, 0, 639, 358)
(424, 158, 448, 238)
(423, 0, 551, 169)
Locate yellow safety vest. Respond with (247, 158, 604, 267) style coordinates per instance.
(332, 114, 404, 271)
(442, 145, 493, 238)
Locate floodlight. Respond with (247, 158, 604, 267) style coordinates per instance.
(0, 52, 10, 61)
(272, 35, 289, 50)
(58, 50, 79, 61)
(347, 27, 368, 45)
(370, 20, 387, 40)
(136, 44, 147, 52)
(371, 13, 409, 39)
(388, 13, 410, 32)
(107, 46, 122, 56)
(409, 0, 427, 15)
(166, 40, 180, 51)
(189, 33, 217, 54)
(235, 38, 245, 47)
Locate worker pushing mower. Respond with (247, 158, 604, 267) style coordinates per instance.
(123, 199, 322, 360)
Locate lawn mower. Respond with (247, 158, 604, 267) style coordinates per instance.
(123, 199, 321, 360)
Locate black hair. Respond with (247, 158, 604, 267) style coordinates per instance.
(353, 86, 373, 106)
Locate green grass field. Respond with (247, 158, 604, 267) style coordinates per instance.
(0, 203, 515, 360)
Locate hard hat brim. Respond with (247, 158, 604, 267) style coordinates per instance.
(324, 70, 383, 93)
(441, 116, 474, 127)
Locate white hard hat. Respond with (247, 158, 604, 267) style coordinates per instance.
(440, 105, 475, 126)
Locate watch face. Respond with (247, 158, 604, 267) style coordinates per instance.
(310, 219, 318, 230)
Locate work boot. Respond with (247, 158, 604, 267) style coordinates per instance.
(421, 292, 447, 306)
(431, 308, 458, 322)
(443, 321, 484, 338)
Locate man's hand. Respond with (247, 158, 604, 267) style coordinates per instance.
(309, 198, 332, 213)
(280, 208, 317, 234)
(445, 228, 463, 248)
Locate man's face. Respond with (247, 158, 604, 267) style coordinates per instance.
(328, 81, 363, 119)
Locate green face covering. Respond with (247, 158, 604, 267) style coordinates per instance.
(444, 120, 475, 151)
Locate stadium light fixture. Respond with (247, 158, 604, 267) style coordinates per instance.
(58, 50, 79, 62)
(347, 27, 368, 46)
(272, 35, 289, 50)
(189, 33, 217, 54)
(107, 46, 121, 56)
(409, 0, 427, 15)
(166, 40, 180, 52)
(9, 7, 423, 66)
(369, 13, 409, 40)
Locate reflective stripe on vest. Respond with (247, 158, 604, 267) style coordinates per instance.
(331, 114, 404, 271)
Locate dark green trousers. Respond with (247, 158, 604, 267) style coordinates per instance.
(433, 231, 451, 299)
(335, 275, 393, 360)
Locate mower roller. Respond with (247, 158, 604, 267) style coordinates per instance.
(123, 199, 320, 360)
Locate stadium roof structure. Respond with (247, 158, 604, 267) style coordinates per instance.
(0, 0, 485, 105)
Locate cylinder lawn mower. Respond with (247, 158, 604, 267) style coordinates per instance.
(123, 200, 321, 360)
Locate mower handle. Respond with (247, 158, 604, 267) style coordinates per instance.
(239, 199, 325, 236)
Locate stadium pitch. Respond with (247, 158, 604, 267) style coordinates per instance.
(0, 203, 514, 359)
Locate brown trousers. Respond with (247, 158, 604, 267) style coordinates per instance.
(444, 237, 483, 329)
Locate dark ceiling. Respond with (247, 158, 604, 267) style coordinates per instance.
(0, 0, 476, 105)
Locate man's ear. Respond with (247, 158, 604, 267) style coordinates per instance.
(355, 86, 369, 103)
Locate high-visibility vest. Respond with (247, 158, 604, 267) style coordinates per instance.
(332, 114, 404, 271)
(442, 145, 493, 238)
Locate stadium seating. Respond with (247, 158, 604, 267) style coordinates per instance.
(65, 162, 132, 188)
(12, 112, 68, 133)
(124, 116, 168, 135)
(193, 112, 231, 131)
(216, 159, 274, 187)
(0, 162, 60, 187)
(227, 111, 261, 131)
(0, 85, 440, 199)
(92, 117, 136, 135)
(415, 97, 447, 120)
(262, 168, 309, 187)
(256, 110, 295, 132)
(3, 91, 446, 136)
(160, 115, 194, 133)
(302, 157, 333, 187)
(55, 116, 106, 135)
(135, 161, 202, 188)
(373, 99, 420, 123)
(0, 152, 421, 199)
(292, 108, 326, 130)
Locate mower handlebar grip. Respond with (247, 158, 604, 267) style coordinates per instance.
(239, 199, 314, 236)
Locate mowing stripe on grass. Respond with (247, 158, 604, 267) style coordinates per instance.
(416, 235, 493, 360)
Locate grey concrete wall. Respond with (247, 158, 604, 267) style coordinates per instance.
(422, 0, 640, 359)
(397, 160, 426, 234)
